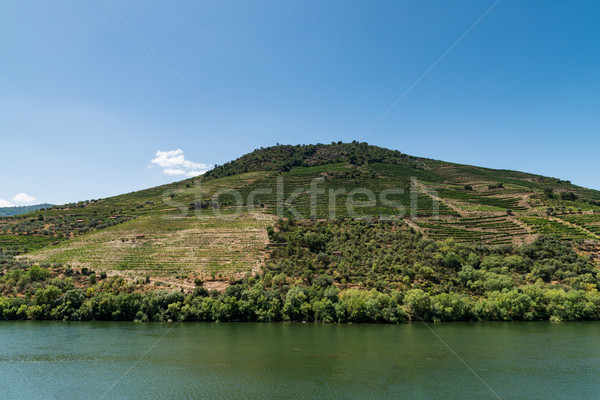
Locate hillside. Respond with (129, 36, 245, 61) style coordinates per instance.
(0, 203, 54, 217)
(1, 142, 600, 322)
(4, 142, 600, 274)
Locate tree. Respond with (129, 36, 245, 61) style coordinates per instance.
(403, 289, 432, 321)
(283, 287, 310, 321)
(560, 192, 578, 201)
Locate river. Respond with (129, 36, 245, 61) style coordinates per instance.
(0, 321, 598, 399)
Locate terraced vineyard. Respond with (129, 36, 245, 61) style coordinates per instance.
(212, 164, 458, 218)
(436, 188, 528, 212)
(0, 234, 60, 252)
(23, 213, 274, 286)
(416, 215, 530, 245)
(555, 213, 600, 237)
(519, 216, 595, 240)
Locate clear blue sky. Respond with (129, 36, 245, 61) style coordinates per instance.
(1, 0, 599, 205)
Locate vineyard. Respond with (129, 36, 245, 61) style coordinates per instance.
(519, 217, 595, 240)
(23, 213, 273, 286)
(555, 214, 600, 236)
(416, 215, 529, 245)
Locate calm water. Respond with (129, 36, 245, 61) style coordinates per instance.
(0, 321, 598, 399)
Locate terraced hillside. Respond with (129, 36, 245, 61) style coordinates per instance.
(24, 213, 274, 290)
(416, 215, 531, 245)
(3, 142, 600, 289)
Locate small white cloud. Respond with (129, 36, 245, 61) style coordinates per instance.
(0, 199, 14, 207)
(185, 170, 206, 177)
(164, 168, 187, 176)
(151, 149, 212, 177)
(13, 193, 36, 204)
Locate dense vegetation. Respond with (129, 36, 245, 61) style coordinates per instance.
(204, 142, 425, 179)
(2, 219, 599, 322)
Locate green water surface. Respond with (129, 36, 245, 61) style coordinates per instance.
(0, 321, 598, 399)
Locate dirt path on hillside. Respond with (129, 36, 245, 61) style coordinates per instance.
(404, 219, 425, 234)
(504, 215, 537, 244)
(516, 193, 532, 210)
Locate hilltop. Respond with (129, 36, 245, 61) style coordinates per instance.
(204, 142, 425, 179)
(1, 142, 600, 322)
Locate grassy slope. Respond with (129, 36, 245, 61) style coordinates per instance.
(24, 213, 274, 289)
(3, 143, 600, 288)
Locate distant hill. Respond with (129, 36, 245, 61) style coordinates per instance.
(0, 203, 54, 217)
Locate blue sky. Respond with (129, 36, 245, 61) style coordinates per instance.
(1, 0, 599, 205)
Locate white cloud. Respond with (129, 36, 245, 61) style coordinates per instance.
(163, 168, 207, 178)
(0, 199, 13, 207)
(185, 171, 205, 177)
(13, 193, 36, 204)
(164, 168, 187, 176)
(151, 149, 212, 177)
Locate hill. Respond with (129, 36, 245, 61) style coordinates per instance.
(1, 142, 600, 322)
(0, 203, 54, 217)
(5, 142, 600, 271)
